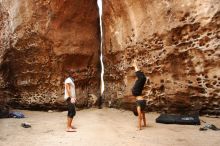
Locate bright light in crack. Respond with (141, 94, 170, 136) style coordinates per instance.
(97, 0, 104, 95)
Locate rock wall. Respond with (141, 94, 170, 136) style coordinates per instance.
(0, 0, 100, 110)
(103, 0, 220, 114)
(1, 0, 220, 114)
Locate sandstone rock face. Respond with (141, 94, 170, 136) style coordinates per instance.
(1, 0, 220, 114)
(103, 0, 220, 114)
(0, 0, 100, 110)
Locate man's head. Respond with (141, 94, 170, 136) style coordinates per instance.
(66, 68, 80, 78)
(71, 70, 80, 78)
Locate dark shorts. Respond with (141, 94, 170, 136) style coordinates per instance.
(136, 100, 146, 111)
(66, 97, 76, 118)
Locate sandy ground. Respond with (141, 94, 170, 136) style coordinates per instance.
(0, 108, 220, 146)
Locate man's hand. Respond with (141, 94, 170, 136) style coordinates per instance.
(70, 97, 76, 104)
(132, 60, 137, 68)
(132, 60, 139, 71)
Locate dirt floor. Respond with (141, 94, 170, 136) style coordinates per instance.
(0, 108, 220, 146)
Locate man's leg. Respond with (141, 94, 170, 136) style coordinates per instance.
(67, 117, 75, 132)
(69, 116, 77, 129)
(142, 111, 147, 127)
(137, 106, 142, 130)
(67, 117, 73, 128)
(66, 102, 75, 132)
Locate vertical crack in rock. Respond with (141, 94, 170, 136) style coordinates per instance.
(97, 0, 105, 108)
(98, 0, 105, 95)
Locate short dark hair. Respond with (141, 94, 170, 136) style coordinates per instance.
(75, 69, 80, 73)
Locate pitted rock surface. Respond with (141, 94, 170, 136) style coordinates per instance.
(0, 0, 100, 110)
(103, 0, 220, 114)
(0, 0, 220, 114)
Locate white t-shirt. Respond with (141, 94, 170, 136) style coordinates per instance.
(64, 77, 76, 100)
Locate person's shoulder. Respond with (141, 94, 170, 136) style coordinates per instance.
(65, 77, 70, 81)
(65, 77, 72, 83)
(135, 70, 143, 74)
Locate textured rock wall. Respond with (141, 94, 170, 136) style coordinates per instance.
(103, 0, 220, 114)
(0, 0, 100, 110)
(0, 2, 10, 107)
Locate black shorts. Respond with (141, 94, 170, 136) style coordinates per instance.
(136, 100, 146, 111)
(66, 97, 76, 118)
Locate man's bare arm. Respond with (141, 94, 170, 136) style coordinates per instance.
(132, 60, 140, 71)
(65, 83, 71, 97)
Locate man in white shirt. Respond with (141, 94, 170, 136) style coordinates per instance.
(64, 73, 77, 132)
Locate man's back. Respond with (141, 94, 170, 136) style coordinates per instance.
(132, 71, 146, 96)
(64, 77, 76, 100)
